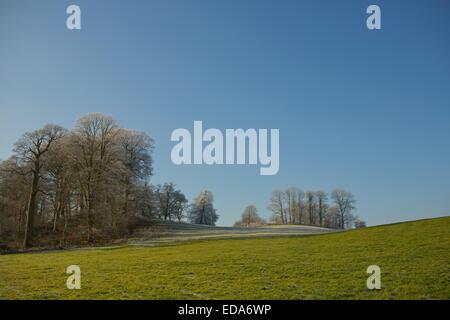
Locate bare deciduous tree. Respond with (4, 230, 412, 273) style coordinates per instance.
(13, 124, 65, 248)
(306, 191, 316, 225)
(237, 205, 263, 227)
(155, 183, 187, 222)
(331, 189, 356, 229)
(323, 206, 340, 229)
(268, 190, 285, 224)
(316, 190, 328, 227)
(71, 113, 119, 242)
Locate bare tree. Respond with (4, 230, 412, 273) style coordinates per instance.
(284, 188, 298, 224)
(0, 158, 30, 243)
(239, 205, 263, 227)
(293, 189, 305, 224)
(45, 135, 75, 239)
(315, 190, 328, 227)
(135, 182, 156, 219)
(13, 124, 65, 248)
(306, 191, 316, 225)
(117, 129, 154, 221)
(155, 183, 187, 221)
(268, 190, 285, 224)
(71, 113, 119, 242)
(331, 189, 356, 229)
(323, 206, 340, 229)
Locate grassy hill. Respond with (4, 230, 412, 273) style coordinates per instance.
(0, 217, 449, 299)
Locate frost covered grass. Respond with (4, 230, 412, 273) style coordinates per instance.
(0, 217, 448, 300)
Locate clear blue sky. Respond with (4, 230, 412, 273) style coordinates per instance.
(1, 0, 449, 226)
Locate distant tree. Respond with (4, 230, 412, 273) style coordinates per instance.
(354, 219, 367, 228)
(284, 188, 298, 224)
(155, 183, 187, 221)
(292, 189, 305, 224)
(135, 182, 156, 219)
(323, 206, 340, 229)
(267, 187, 360, 228)
(233, 221, 244, 227)
(117, 129, 154, 220)
(331, 189, 356, 229)
(268, 190, 286, 224)
(172, 190, 188, 222)
(238, 205, 264, 227)
(315, 190, 328, 227)
(188, 190, 218, 226)
(173, 200, 188, 222)
(268, 188, 334, 227)
(306, 191, 317, 225)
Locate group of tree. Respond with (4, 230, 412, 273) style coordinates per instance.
(268, 188, 362, 229)
(0, 113, 218, 249)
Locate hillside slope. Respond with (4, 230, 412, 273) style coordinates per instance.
(129, 220, 334, 246)
(0, 217, 449, 299)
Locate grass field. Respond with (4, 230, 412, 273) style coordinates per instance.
(0, 217, 449, 300)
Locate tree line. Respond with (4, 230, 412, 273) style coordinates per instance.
(268, 188, 360, 229)
(0, 113, 218, 249)
(235, 188, 364, 229)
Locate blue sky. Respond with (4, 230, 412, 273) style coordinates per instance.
(1, 0, 449, 226)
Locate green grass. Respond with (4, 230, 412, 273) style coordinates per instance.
(0, 217, 449, 300)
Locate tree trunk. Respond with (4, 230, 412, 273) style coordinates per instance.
(23, 169, 39, 248)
